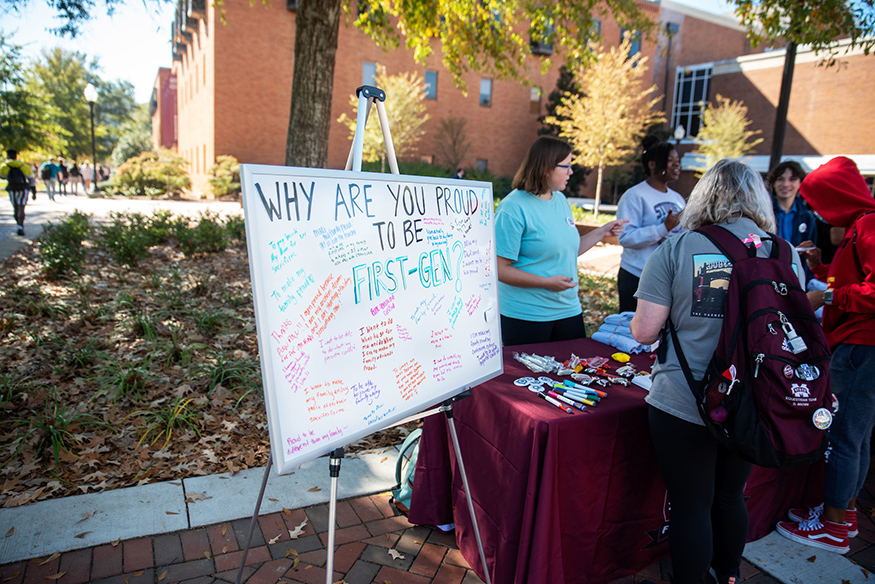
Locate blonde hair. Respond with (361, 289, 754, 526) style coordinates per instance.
(682, 159, 776, 233)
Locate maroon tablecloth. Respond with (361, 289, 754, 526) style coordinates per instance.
(408, 338, 823, 584)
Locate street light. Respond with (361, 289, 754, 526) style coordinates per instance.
(673, 124, 686, 146)
(84, 83, 99, 193)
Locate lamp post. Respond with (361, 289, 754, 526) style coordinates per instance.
(84, 83, 99, 193)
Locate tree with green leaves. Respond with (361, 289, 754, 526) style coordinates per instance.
(432, 117, 471, 172)
(545, 36, 665, 217)
(337, 64, 430, 171)
(0, 34, 65, 154)
(693, 94, 763, 175)
(111, 103, 153, 167)
(28, 48, 137, 162)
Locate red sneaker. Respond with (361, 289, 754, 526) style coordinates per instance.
(788, 504, 858, 538)
(777, 517, 850, 554)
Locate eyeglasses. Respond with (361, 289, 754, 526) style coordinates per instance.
(555, 164, 572, 172)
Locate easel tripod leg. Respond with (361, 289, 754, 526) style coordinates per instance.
(235, 452, 273, 584)
(443, 404, 493, 584)
(325, 447, 344, 584)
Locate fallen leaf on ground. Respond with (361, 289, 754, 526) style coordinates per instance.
(289, 519, 308, 539)
(170, 481, 181, 486)
(414, 540, 422, 544)
(221, 524, 227, 535)
(222, 546, 227, 553)
(862, 569, 870, 578)
(4, 527, 12, 537)
(45, 573, 66, 580)
(388, 549, 405, 560)
(308, 486, 321, 492)
(283, 507, 292, 515)
(268, 534, 282, 545)
(39, 552, 60, 565)
(291, 556, 301, 569)
(75, 511, 96, 524)
(304, 565, 312, 570)
(158, 568, 168, 580)
(74, 532, 91, 539)
(111, 539, 120, 546)
(269, 497, 278, 502)
(381, 457, 387, 463)
(807, 555, 816, 562)
(204, 551, 211, 559)
(285, 547, 298, 557)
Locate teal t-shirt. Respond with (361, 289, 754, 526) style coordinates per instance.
(495, 189, 582, 321)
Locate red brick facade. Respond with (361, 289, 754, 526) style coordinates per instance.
(154, 0, 803, 198)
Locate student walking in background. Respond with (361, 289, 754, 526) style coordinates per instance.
(616, 135, 685, 313)
(69, 159, 81, 195)
(631, 160, 804, 584)
(495, 136, 626, 346)
(776, 157, 875, 555)
(1, 149, 35, 236)
(81, 160, 94, 193)
(39, 157, 60, 201)
(57, 157, 69, 195)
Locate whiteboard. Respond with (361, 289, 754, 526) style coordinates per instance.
(240, 165, 503, 475)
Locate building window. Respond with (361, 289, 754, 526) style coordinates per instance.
(362, 61, 376, 86)
(530, 86, 542, 114)
(671, 64, 712, 138)
(591, 18, 601, 38)
(530, 21, 554, 55)
(475, 159, 488, 172)
(621, 29, 642, 56)
(479, 79, 492, 107)
(424, 70, 437, 100)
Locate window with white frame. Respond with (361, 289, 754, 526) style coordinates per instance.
(530, 86, 542, 114)
(480, 79, 492, 107)
(671, 64, 712, 138)
(362, 61, 376, 86)
(425, 70, 437, 100)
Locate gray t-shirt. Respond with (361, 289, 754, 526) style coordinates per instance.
(636, 218, 805, 425)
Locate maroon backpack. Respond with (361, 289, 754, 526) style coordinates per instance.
(669, 225, 833, 468)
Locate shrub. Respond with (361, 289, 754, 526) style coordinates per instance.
(109, 149, 191, 198)
(37, 210, 91, 278)
(208, 155, 241, 199)
(95, 212, 158, 266)
(174, 211, 228, 256)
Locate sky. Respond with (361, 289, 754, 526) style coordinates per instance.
(1, 0, 735, 105)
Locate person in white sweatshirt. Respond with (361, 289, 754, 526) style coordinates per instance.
(616, 134, 685, 313)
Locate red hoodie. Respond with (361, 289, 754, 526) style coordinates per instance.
(799, 156, 875, 349)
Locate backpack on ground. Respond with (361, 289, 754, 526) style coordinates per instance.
(670, 224, 834, 468)
(40, 165, 51, 180)
(5, 165, 28, 192)
(389, 426, 422, 516)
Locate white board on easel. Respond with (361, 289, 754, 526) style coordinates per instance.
(240, 164, 503, 475)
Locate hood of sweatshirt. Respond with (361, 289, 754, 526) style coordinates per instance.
(799, 156, 875, 228)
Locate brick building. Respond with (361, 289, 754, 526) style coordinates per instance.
(159, 0, 864, 198)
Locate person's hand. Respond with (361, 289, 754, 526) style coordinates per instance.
(664, 209, 681, 232)
(544, 275, 577, 292)
(600, 219, 629, 238)
(807, 289, 825, 311)
(796, 241, 822, 270)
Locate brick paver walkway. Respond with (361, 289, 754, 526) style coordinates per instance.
(4, 481, 875, 583)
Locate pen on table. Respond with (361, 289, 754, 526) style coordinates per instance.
(553, 385, 599, 406)
(554, 383, 600, 399)
(536, 391, 574, 414)
(565, 380, 607, 398)
(547, 390, 587, 412)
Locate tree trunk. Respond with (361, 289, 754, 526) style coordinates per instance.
(285, 0, 341, 168)
(592, 162, 604, 219)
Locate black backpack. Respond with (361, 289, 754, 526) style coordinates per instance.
(40, 165, 51, 180)
(670, 225, 833, 468)
(6, 165, 28, 192)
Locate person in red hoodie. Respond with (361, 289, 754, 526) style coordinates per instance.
(776, 157, 875, 554)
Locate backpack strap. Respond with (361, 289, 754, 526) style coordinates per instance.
(668, 316, 702, 401)
(696, 224, 791, 264)
(393, 427, 422, 488)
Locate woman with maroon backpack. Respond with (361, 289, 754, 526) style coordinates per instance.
(776, 157, 875, 554)
(630, 160, 805, 584)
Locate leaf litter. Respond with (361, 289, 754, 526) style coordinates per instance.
(0, 227, 421, 507)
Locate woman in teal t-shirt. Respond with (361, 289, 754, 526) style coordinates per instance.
(495, 136, 626, 346)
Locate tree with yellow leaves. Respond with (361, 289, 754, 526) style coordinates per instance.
(694, 94, 763, 175)
(337, 65, 430, 172)
(545, 35, 664, 217)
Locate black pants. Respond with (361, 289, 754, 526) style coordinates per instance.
(649, 406, 753, 584)
(8, 189, 28, 228)
(500, 314, 587, 346)
(617, 267, 639, 313)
